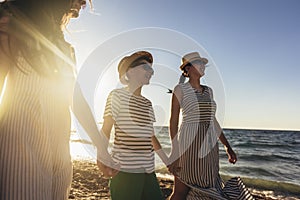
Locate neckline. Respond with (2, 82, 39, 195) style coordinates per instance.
(123, 87, 145, 98)
(187, 82, 206, 94)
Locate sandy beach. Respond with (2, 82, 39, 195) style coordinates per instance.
(68, 159, 300, 200)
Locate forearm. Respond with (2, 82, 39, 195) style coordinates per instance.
(214, 117, 232, 149)
(219, 132, 232, 150)
(72, 101, 102, 148)
(152, 136, 169, 165)
(96, 129, 114, 165)
(72, 83, 109, 152)
(219, 130, 237, 163)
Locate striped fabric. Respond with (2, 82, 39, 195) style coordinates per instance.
(180, 176, 255, 200)
(175, 82, 254, 199)
(0, 55, 74, 199)
(223, 177, 255, 200)
(104, 88, 156, 173)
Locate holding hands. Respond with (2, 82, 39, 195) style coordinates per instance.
(96, 150, 120, 178)
(167, 159, 181, 176)
(97, 160, 119, 178)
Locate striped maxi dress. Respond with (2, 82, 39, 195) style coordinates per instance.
(176, 82, 252, 200)
(0, 53, 75, 200)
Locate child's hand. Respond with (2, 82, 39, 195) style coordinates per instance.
(97, 160, 119, 178)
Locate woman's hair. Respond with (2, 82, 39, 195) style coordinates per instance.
(0, 0, 89, 76)
(181, 63, 191, 78)
(179, 74, 186, 84)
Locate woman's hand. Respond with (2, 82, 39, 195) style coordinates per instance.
(226, 146, 237, 164)
(96, 149, 119, 178)
(168, 159, 181, 176)
(97, 159, 119, 178)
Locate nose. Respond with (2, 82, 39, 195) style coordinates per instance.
(148, 68, 154, 75)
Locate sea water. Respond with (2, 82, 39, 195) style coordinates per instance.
(70, 127, 300, 198)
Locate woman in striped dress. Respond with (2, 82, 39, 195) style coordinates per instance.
(0, 1, 104, 199)
(168, 52, 238, 200)
(97, 51, 168, 200)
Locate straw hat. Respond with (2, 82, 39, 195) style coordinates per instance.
(118, 51, 153, 84)
(179, 52, 208, 70)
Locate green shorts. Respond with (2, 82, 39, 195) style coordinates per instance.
(109, 171, 164, 200)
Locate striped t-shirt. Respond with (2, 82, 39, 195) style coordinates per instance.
(104, 87, 156, 173)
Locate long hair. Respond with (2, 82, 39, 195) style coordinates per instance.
(0, 0, 89, 76)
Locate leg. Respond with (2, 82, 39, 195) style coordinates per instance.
(169, 177, 190, 200)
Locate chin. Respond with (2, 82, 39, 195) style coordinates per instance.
(143, 80, 150, 85)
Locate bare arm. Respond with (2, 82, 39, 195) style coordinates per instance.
(72, 83, 116, 166)
(151, 135, 169, 166)
(101, 116, 113, 141)
(215, 118, 237, 164)
(167, 86, 182, 175)
(97, 116, 119, 177)
(72, 83, 104, 149)
(72, 87, 119, 177)
(169, 85, 181, 161)
(151, 134, 162, 151)
(170, 94, 180, 140)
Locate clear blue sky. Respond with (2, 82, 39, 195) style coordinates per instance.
(66, 0, 300, 131)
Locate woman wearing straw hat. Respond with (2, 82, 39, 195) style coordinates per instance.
(168, 52, 243, 200)
(97, 51, 168, 200)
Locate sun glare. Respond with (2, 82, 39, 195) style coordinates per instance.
(0, 77, 7, 104)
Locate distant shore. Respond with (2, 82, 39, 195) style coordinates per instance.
(69, 159, 300, 200)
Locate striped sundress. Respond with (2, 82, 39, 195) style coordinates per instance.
(177, 82, 222, 199)
(0, 52, 75, 199)
(177, 82, 254, 200)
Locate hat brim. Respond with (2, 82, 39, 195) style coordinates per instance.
(118, 51, 153, 84)
(128, 51, 153, 67)
(180, 57, 208, 70)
